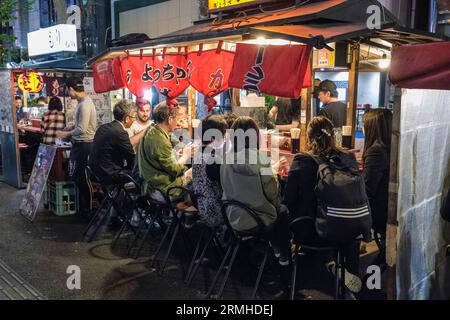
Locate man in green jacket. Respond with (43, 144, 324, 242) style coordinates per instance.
(138, 101, 192, 200)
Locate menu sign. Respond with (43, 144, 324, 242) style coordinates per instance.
(208, 0, 277, 13)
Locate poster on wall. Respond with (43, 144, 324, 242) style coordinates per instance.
(0, 71, 15, 133)
(64, 93, 111, 128)
(19, 144, 57, 221)
(90, 93, 112, 126)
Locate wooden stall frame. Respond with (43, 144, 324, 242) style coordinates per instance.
(385, 87, 402, 300)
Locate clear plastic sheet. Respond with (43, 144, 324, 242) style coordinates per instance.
(396, 89, 450, 299)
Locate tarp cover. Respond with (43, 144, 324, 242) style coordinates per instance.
(396, 89, 450, 299)
(389, 42, 450, 90)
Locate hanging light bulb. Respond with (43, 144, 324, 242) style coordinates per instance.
(379, 53, 390, 69)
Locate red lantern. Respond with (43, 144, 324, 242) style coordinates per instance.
(18, 72, 44, 93)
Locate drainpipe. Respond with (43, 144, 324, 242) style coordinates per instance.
(429, 0, 438, 33)
(111, 0, 118, 39)
(410, 0, 417, 29)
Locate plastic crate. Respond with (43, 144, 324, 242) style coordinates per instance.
(44, 180, 78, 216)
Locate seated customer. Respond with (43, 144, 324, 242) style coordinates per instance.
(89, 100, 136, 185)
(219, 116, 291, 265)
(41, 97, 65, 145)
(192, 115, 228, 228)
(138, 101, 193, 200)
(128, 98, 153, 152)
(283, 116, 362, 293)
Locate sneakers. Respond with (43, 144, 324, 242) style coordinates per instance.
(326, 262, 362, 293)
(278, 256, 290, 266)
(269, 243, 290, 266)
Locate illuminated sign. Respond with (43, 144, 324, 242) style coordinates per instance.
(27, 24, 77, 57)
(208, 0, 276, 13)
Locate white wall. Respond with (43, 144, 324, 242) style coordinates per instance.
(397, 89, 450, 299)
(357, 72, 381, 108)
(119, 0, 200, 38)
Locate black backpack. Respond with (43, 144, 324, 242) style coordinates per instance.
(109, 33, 150, 47)
(311, 153, 372, 242)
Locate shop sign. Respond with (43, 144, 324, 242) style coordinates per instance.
(45, 76, 64, 97)
(208, 0, 276, 13)
(229, 43, 312, 98)
(18, 72, 44, 93)
(27, 24, 77, 57)
(187, 47, 235, 98)
(314, 43, 336, 69)
(121, 54, 191, 98)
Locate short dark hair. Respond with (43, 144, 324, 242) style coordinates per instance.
(231, 116, 260, 151)
(113, 100, 134, 121)
(201, 115, 228, 146)
(318, 80, 339, 98)
(48, 97, 63, 112)
(65, 76, 84, 93)
(152, 101, 179, 124)
(15, 95, 22, 101)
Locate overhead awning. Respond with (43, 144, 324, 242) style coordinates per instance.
(21, 57, 90, 72)
(86, 0, 443, 66)
(389, 41, 450, 91)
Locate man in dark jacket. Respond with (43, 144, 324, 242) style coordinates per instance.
(317, 80, 347, 129)
(89, 100, 136, 185)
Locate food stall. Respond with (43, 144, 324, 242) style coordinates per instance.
(86, 0, 443, 183)
(0, 58, 113, 189)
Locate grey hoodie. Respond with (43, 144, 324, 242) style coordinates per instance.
(220, 148, 280, 232)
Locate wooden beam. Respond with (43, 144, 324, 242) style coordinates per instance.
(385, 87, 402, 300)
(347, 44, 360, 148)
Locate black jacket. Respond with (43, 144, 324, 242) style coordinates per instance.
(89, 120, 135, 185)
(363, 143, 390, 231)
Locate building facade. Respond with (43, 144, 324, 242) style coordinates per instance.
(115, 0, 449, 39)
(11, 0, 112, 63)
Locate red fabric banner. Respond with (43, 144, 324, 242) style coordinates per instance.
(389, 42, 450, 90)
(188, 49, 235, 98)
(120, 56, 154, 97)
(228, 44, 312, 98)
(152, 54, 190, 99)
(93, 58, 125, 93)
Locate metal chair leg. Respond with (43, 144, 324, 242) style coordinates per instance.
(290, 244, 299, 300)
(216, 240, 241, 299)
(184, 227, 206, 284)
(252, 248, 268, 299)
(127, 213, 148, 255)
(86, 198, 115, 243)
(148, 216, 175, 268)
(187, 229, 215, 286)
(159, 218, 181, 275)
(206, 240, 234, 298)
(335, 249, 345, 300)
(111, 205, 137, 249)
(133, 214, 156, 259)
(83, 196, 108, 236)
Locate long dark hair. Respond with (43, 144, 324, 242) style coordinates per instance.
(307, 116, 344, 156)
(363, 109, 392, 161)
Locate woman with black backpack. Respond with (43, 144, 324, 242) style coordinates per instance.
(283, 116, 367, 295)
